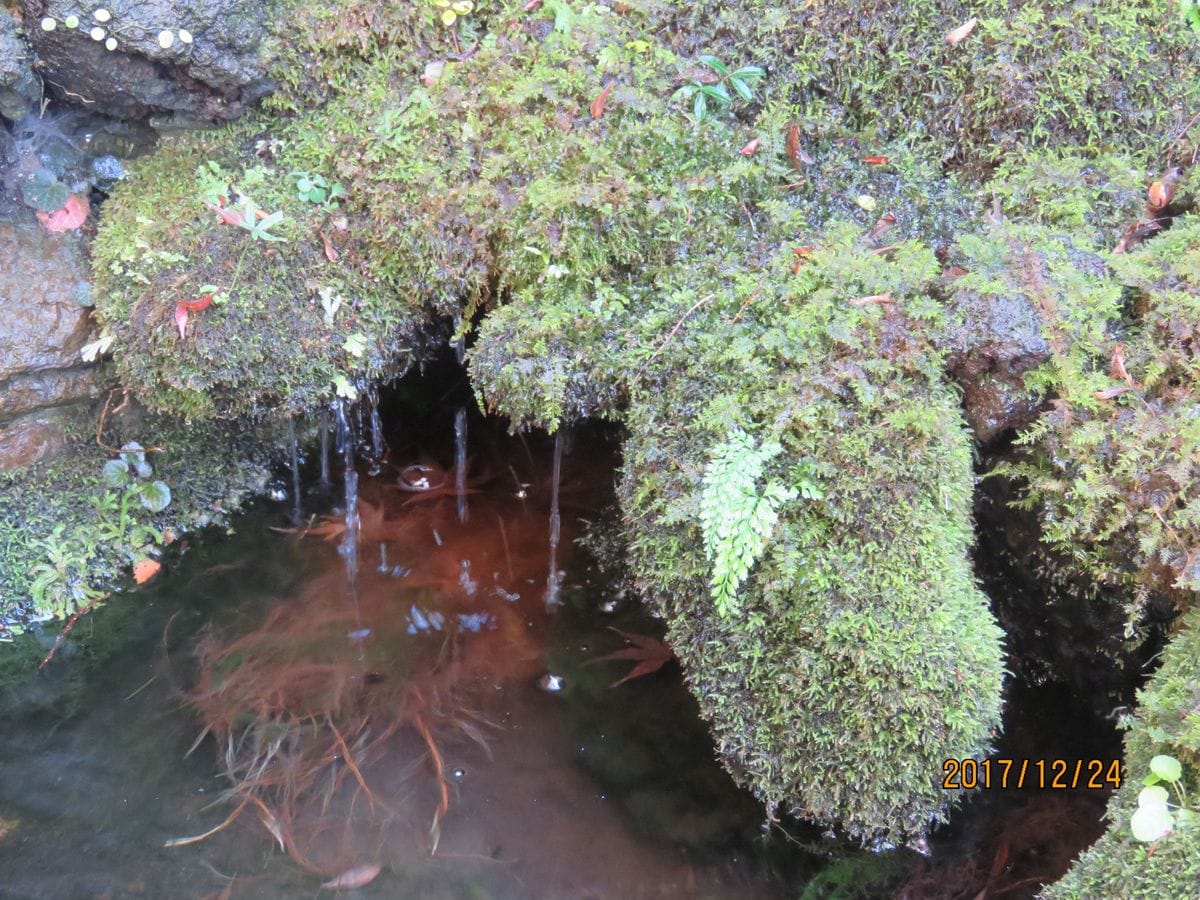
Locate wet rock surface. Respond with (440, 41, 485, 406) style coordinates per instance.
(941, 284, 1050, 445)
(0, 222, 102, 469)
(20, 0, 271, 124)
(0, 13, 41, 122)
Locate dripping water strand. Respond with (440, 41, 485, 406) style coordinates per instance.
(333, 400, 362, 628)
(544, 427, 564, 610)
(318, 408, 331, 487)
(287, 416, 302, 522)
(454, 407, 468, 525)
(453, 319, 468, 525)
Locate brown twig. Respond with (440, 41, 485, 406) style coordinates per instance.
(846, 291, 894, 307)
(633, 293, 716, 383)
(730, 285, 762, 325)
(163, 797, 250, 847)
(38, 592, 108, 670)
(329, 720, 377, 815)
(95, 389, 166, 454)
(413, 712, 450, 854)
(1165, 108, 1200, 158)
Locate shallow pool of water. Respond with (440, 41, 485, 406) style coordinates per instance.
(0, 431, 799, 899)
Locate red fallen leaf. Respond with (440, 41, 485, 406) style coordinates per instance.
(942, 265, 969, 280)
(945, 17, 978, 45)
(784, 122, 811, 169)
(178, 292, 214, 313)
(590, 81, 615, 119)
(36, 194, 89, 233)
(740, 137, 761, 156)
(862, 155, 890, 165)
(174, 304, 190, 339)
(320, 864, 381, 890)
(589, 627, 673, 687)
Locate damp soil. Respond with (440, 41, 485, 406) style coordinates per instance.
(0, 384, 1152, 899)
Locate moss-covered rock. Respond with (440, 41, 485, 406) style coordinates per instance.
(1044, 607, 1200, 898)
(81, 0, 1200, 859)
(90, 118, 428, 419)
(1000, 214, 1200, 611)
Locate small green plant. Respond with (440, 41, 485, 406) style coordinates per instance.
(676, 55, 765, 123)
(291, 171, 347, 208)
(433, 0, 473, 27)
(28, 525, 106, 619)
(96, 443, 171, 550)
(1131, 754, 1196, 843)
(700, 429, 798, 617)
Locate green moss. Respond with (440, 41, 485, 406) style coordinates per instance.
(999, 215, 1200, 610)
(1044, 607, 1200, 898)
(676, 0, 1200, 173)
(0, 412, 280, 636)
(91, 118, 427, 419)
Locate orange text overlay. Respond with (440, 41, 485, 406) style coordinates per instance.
(942, 758, 1121, 791)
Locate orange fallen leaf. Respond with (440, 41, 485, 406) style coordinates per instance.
(740, 137, 761, 156)
(1109, 342, 1136, 389)
(945, 17, 978, 45)
(784, 122, 811, 169)
(862, 155, 890, 165)
(321, 864, 381, 890)
(132, 559, 161, 585)
(791, 245, 814, 273)
(36, 194, 89, 233)
(591, 82, 615, 119)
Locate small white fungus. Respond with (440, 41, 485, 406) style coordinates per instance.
(40, 17, 56, 31)
(93, 8, 111, 22)
(178, 29, 193, 44)
(64, 15, 80, 28)
(105, 37, 117, 51)
(90, 26, 105, 40)
(157, 29, 174, 49)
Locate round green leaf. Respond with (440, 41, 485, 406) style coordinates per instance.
(1138, 785, 1170, 809)
(137, 480, 172, 513)
(102, 458, 130, 487)
(1130, 805, 1173, 842)
(1150, 755, 1183, 783)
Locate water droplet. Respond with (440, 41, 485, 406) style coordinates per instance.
(348, 628, 371, 641)
(267, 487, 287, 501)
(451, 768, 466, 781)
(599, 600, 618, 614)
(537, 673, 565, 693)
